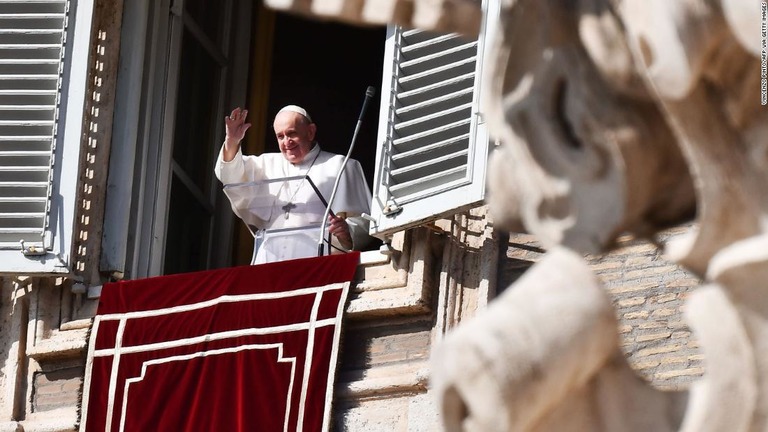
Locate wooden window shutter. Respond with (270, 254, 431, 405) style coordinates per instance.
(370, 23, 491, 237)
(0, 0, 93, 272)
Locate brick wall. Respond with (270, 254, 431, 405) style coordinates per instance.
(31, 360, 83, 413)
(334, 315, 436, 430)
(499, 225, 703, 389)
(338, 317, 433, 373)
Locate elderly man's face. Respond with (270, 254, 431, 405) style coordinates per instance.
(273, 111, 316, 164)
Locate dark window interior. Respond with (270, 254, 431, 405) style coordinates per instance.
(264, 13, 386, 190)
(164, 22, 223, 275)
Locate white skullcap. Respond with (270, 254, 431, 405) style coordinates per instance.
(277, 105, 313, 123)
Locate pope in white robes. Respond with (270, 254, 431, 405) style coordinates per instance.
(215, 105, 373, 264)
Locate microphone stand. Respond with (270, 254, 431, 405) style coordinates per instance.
(317, 86, 376, 256)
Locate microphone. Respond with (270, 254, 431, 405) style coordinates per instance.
(359, 86, 375, 121)
(318, 86, 376, 256)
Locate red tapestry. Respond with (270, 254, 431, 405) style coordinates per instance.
(80, 253, 359, 432)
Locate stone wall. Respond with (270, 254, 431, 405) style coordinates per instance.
(335, 316, 437, 431)
(0, 276, 94, 431)
(499, 224, 703, 390)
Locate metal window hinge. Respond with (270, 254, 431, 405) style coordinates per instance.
(20, 240, 47, 257)
(382, 200, 403, 217)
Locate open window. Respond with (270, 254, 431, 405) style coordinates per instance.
(369, 3, 495, 238)
(102, 0, 252, 278)
(0, 0, 93, 273)
(235, 12, 387, 263)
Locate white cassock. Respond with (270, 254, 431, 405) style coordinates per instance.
(214, 143, 372, 264)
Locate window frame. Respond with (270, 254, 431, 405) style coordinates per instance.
(101, 0, 251, 278)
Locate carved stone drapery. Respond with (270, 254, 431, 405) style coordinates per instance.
(456, 0, 767, 429)
(482, 0, 697, 254)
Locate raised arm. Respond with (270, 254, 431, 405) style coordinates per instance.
(222, 107, 251, 162)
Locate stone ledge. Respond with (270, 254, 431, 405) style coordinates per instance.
(0, 422, 22, 432)
(27, 328, 88, 361)
(336, 361, 430, 400)
(348, 228, 438, 318)
(5, 407, 78, 432)
(59, 319, 91, 332)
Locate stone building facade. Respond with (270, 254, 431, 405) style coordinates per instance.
(0, 210, 704, 431)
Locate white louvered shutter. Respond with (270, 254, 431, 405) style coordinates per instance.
(0, 0, 66, 251)
(370, 24, 491, 237)
(0, 0, 92, 272)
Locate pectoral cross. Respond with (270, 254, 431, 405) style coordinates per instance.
(282, 202, 297, 219)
